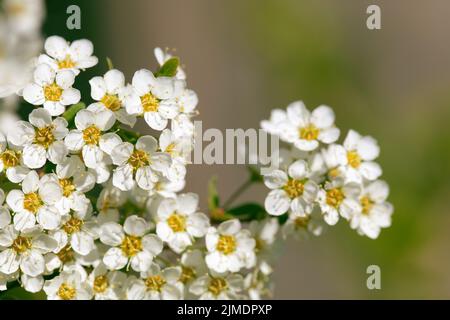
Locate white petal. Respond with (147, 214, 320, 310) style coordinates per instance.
(45, 36, 69, 60)
(144, 112, 167, 131)
(89, 77, 107, 101)
(37, 207, 61, 230)
(60, 88, 81, 105)
(103, 247, 128, 270)
(23, 84, 45, 105)
(288, 160, 307, 179)
(56, 70, 76, 89)
(136, 136, 158, 154)
(104, 69, 125, 94)
(264, 189, 290, 216)
(47, 141, 68, 164)
(110, 142, 133, 166)
(21, 250, 45, 277)
(318, 127, 340, 144)
(311, 105, 335, 129)
(124, 216, 148, 237)
(100, 222, 124, 246)
(112, 165, 135, 191)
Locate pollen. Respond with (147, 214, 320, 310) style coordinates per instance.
(216, 235, 236, 255)
(208, 277, 228, 296)
(347, 151, 361, 168)
(93, 275, 109, 293)
(180, 266, 196, 284)
(299, 124, 319, 141)
(0, 149, 21, 168)
(360, 196, 374, 215)
(120, 235, 142, 257)
(44, 82, 63, 102)
(34, 125, 55, 149)
(63, 216, 84, 235)
(283, 179, 304, 199)
(145, 275, 166, 292)
(12, 236, 32, 254)
(326, 188, 345, 208)
(59, 178, 76, 197)
(294, 216, 310, 229)
(167, 213, 186, 233)
(57, 245, 75, 264)
(23, 192, 43, 213)
(128, 149, 150, 170)
(141, 93, 159, 112)
(57, 55, 76, 69)
(101, 94, 122, 112)
(57, 283, 76, 300)
(82, 125, 101, 145)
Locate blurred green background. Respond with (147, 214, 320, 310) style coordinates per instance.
(37, 0, 450, 299)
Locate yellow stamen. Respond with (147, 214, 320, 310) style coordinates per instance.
(101, 94, 122, 111)
(208, 277, 228, 296)
(180, 266, 196, 284)
(120, 235, 142, 257)
(283, 179, 304, 199)
(23, 192, 43, 213)
(299, 124, 319, 141)
(82, 125, 101, 145)
(12, 236, 32, 254)
(44, 83, 63, 102)
(59, 178, 76, 197)
(57, 283, 76, 300)
(167, 213, 186, 233)
(128, 149, 149, 171)
(93, 275, 109, 293)
(360, 196, 374, 215)
(34, 125, 55, 149)
(141, 93, 159, 112)
(57, 55, 76, 69)
(145, 275, 166, 292)
(326, 188, 345, 208)
(63, 217, 84, 235)
(347, 151, 361, 168)
(0, 149, 21, 168)
(216, 235, 236, 255)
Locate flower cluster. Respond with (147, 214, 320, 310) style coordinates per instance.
(0, 32, 393, 300)
(261, 101, 393, 240)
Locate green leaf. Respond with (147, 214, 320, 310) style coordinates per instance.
(62, 102, 85, 124)
(155, 57, 179, 77)
(277, 213, 289, 225)
(208, 176, 220, 211)
(227, 203, 267, 221)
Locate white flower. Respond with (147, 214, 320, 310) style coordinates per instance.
(282, 208, 325, 240)
(156, 193, 210, 254)
(96, 183, 126, 224)
(0, 132, 29, 183)
(64, 106, 121, 168)
(159, 128, 192, 164)
(317, 179, 361, 225)
(124, 69, 179, 130)
(179, 250, 208, 286)
(205, 219, 256, 273)
(111, 135, 172, 191)
(126, 263, 183, 300)
(189, 273, 244, 300)
(154, 47, 186, 80)
(342, 130, 382, 183)
(349, 180, 393, 239)
(100, 215, 163, 272)
(263, 160, 319, 216)
(44, 158, 95, 215)
(38, 36, 98, 75)
(319, 144, 348, 180)
(0, 225, 57, 277)
(8, 108, 68, 168)
(0, 189, 11, 229)
(248, 218, 279, 255)
(88, 263, 127, 300)
(6, 171, 63, 231)
(51, 211, 99, 256)
(150, 176, 185, 199)
(3, 0, 45, 36)
(260, 108, 287, 136)
(43, 270, 92, 300)
(280, 101, 340, 151)
(23, 63, 80, 116)
(89, 69, 136, 127)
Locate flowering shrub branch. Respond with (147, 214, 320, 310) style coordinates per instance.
(0, 31, 393, 300)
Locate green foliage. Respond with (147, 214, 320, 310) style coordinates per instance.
(155, 57, 179, 77)
(227, 203, 267, 221)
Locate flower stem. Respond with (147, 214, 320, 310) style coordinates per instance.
(223, 178, 254, 210)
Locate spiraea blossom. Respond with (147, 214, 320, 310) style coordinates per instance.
(0, 33, 393, 300)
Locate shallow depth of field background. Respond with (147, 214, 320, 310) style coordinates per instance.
(43, 0, 450, 299)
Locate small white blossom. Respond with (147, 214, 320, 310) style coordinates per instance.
(8, 108, 68, 168)
(205, 219, 256, 273)
(190, 273, 244, 300)
(0, 132, 30, 183)
(43, 270, 92, 300)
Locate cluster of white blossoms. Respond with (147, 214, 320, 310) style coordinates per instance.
(261, 101, 393, 240)
(0, 33, 392, 300)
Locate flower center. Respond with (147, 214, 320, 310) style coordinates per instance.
(101, 94, 122, 112)
(63, 217, 84, 234)
(128, 149, 150, 171)
(283, 179, 304, 199)
(93, 275, 109, 293)
(326, 188, 345, 208)
(141, 93, 159, 112)
(294, 216, 310, 229)
(82, 125, 101, 145)
(23, 192, 43, 213)
(59, 178, 76, 197)
(299, 124, 319, 141)
(34, 125, 55, 149)
(12, 236, 32, 254)
(347, 151, 361, 168)
(145, 275, 166, 292)
(167, 213, 186, 233)
(328, 167, 340, 179)
(216, 235, 236, 255)
(57, 283, 76, 300)
(208, 277, 228, 296)
(0, 149, 21, 168)
(120, 235, 142, 257)
(165, 143, 177, 156)
(360, 196, 374, 215)
(180, 266, 196, 284)
(44, 82, 63, 102)
(57, 245, 75, 264)
(57, 55, 76, 69)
